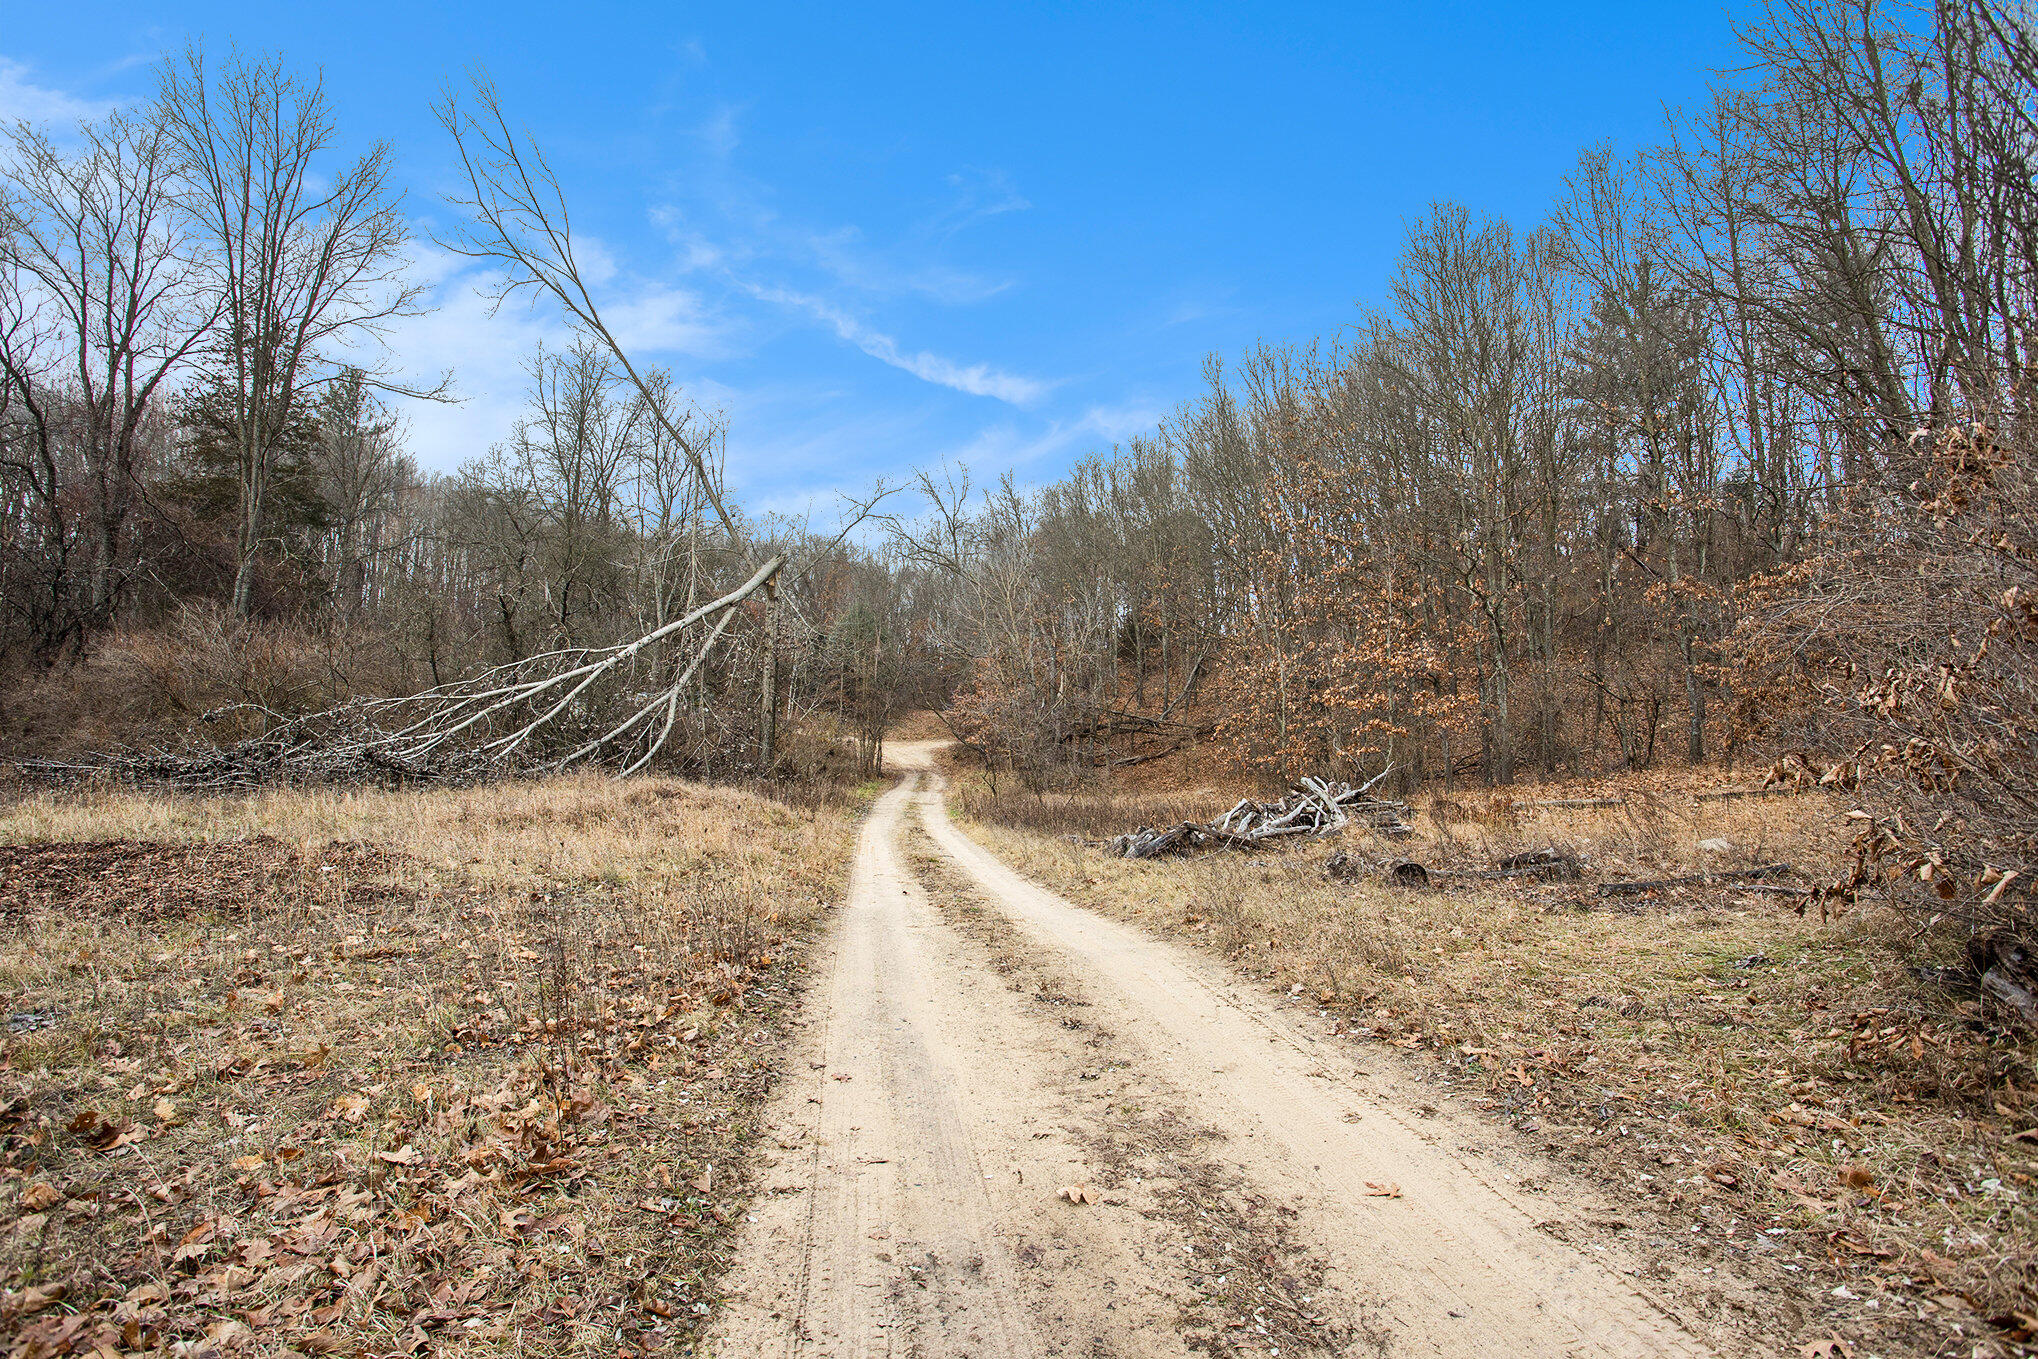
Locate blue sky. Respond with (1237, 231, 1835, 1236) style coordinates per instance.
(2, 2, 1745, 519)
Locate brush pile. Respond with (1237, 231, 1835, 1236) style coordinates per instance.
(14, 704, 504, 791)
(12, 558, 786, 791)
(1107, 771, 1412, 859)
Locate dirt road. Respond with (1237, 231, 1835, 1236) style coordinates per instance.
(708, 744, 1736, 1356)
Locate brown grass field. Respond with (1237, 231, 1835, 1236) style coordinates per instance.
(0, 774, 866, 1358)
(955, 765, 2038, 1356)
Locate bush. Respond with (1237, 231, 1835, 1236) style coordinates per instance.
(0, 605, 405, 760)
(1732, 424, 2038, 979)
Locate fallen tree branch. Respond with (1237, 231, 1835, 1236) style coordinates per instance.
(1107, 771, 1411, 858)
(1693, 786, 1800, 803)
(19, 558, 785, 789)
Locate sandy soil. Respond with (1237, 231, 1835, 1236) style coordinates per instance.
(707, 744, 1756, 1356)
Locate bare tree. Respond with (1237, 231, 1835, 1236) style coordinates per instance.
(158, 45, 434, 616)
(433, 74, 736, 540)
(432, 72, 804, 759)
(0, 106, 215, 636)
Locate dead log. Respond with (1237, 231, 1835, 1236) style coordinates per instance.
(1124, 824, 1194, 859)
(1460, 848, 1584, 882)
(1523, 797, 1625, 810)
(1595, 863, 1793, 897)
(1108, 742, 1185, 768)
(1194, 825, 1265, 852)
(1103, 768, 1409, 859)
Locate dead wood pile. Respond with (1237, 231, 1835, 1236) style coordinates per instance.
(1107, 772, 1411, 859)
(14, 557, 784, 791)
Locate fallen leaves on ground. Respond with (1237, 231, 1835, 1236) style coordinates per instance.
(0, 774, 861, 1359)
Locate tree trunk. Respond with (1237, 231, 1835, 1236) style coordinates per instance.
(758, 578, 780, 771)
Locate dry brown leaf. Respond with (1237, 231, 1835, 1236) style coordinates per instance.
(17, 1181, 61, 1212)
(691, 1165, 714, 1194)
(1364, 1180, 1403, 1198)
(15, 1283, 66, 1316)
(1059, 1184, 1098, 1205)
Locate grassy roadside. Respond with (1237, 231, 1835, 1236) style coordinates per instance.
(952, 772, 2038, 1358)
(0, 773, 867, 1358)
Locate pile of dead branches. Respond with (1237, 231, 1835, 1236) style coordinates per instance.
(18, 558, 784, 790)
(13, 704, 504, 790)
(1107, 771, 1411, 859)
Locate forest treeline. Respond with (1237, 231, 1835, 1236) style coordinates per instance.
(900, 0, 2038, 820)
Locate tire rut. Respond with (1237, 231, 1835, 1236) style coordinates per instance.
(905, 748, 1734, 1358)
(709, 745, 1747, 1357)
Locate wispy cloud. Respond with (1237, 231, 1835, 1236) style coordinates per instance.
(693, 103, 743, 159)
(800, 225, 1014, 305)
(934, 401, 1165, 480)
(744, 282, 1048, 405)
(0, 57, 119, 126)
(650, 113, 1028, 305)
(371, 239, 731, 473)
(926, 167, 1031, 243)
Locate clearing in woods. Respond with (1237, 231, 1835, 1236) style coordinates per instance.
(708, 742, 1746, 1357)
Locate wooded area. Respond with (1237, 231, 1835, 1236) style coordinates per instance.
(897, 0, 2038, 809)
(4, 1, 2036, 941)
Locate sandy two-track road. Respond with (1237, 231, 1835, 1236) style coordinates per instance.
(708, 743, 1742, 1357)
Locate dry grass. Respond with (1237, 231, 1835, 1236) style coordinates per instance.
(0, 773, 864, 1358)
(955, 771, 2038, 1357)
(956, 784, 1228, 842)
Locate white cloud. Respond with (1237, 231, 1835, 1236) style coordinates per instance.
(604, 280, 724, 356)
(801, 225, 1014, 305)
(936, 402, 1161, 476)
(928, 168, 1031, 242)
(0, 57, 119, 126)
(573, 235, 620, 286)
(745, 283, 1047, 405)
(371, 240, 729, 474)
(694, 104, 742, 160)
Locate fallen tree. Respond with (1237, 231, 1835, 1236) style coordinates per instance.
(20, 558, 784, 789)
